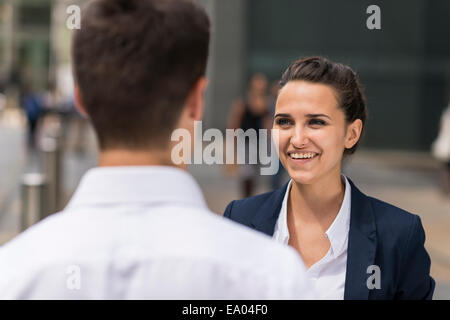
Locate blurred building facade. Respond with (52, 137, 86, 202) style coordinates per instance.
(0, 0, 78, 97)
(206, 0, 450, 152)
(1, 0, 449, 152)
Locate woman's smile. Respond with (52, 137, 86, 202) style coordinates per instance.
(287, 151, 320, 164)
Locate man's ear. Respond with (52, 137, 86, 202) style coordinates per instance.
(74, 85, 89, 118)
(185, 76, 208, 121)
(345, 119, 363, 149)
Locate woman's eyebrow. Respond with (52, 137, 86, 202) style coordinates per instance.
(306, 113, 331, 120)
(274, 113, 331, 120)
(274, 113, 291, 118)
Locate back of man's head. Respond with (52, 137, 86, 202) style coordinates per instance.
(72, 0, 210, 150)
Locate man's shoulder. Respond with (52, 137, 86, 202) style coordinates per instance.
(0, 206, 313, 299)
(0, 211, 79, 271)
(145, 209, 313, 298)
(0, 205, 304, 276)
(0, 211, 65, 250)
(177, 206, 304, 267)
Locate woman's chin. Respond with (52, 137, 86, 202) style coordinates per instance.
(288, 170, 317, 185)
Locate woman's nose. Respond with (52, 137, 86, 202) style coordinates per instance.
(290, 126, 309, 148)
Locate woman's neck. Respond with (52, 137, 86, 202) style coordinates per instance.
(289, 171, 345, 228)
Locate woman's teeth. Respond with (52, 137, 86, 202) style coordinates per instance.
(289, 152, 318, 159)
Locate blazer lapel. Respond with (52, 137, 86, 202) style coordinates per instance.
(249, 178, 377, 299)
(250, 182, 289, 236)
(344, 178, 377, 300)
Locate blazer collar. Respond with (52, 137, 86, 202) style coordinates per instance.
(249, 177, 377, 300)
(250, 182, 289, 236)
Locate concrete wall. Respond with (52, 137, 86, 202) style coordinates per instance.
(198, 0, 247, 130)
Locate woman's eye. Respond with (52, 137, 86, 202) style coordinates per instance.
(309, 119, 326, 126)
(275, 118, 292, 126)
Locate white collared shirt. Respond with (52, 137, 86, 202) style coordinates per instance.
(273, 174, 351, 300)
(0, 166, 315, 299)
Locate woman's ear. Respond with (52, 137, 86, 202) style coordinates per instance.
(74, 85, 89, 118)
(345, 119, 363, 149)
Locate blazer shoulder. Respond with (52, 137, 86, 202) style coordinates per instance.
(366, 195, 422, 242)
(223, 190, 278, 224)
(368, 195, 419, 223)
(348, 177, 419, 233)
(365, 196, 434, 299)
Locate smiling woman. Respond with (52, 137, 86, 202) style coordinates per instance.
(223, 56, 435, 300)
(274, 79, 362, 185)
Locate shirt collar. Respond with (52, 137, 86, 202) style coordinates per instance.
(66, 166, 207, 210)
(275, 174, 351, 258)
(325, 175, 351, 258)
(273, 180, 292, 244)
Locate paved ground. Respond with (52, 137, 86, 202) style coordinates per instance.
(1, 109, 449, 299)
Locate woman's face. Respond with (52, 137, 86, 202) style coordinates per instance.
(273, 80, 362, 185)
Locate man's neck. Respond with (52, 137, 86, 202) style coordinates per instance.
(98, 149, 186, 170)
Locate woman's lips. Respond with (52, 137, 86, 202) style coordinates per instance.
(287, 152, 320, 164)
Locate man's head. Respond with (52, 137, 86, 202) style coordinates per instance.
(72, 0, 210, 151)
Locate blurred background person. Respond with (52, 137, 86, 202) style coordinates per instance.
(20, 82, 43, 149)
(432, 102, 450, 197)
(0, 89, 6, 114)
(227, 73, 269, 197)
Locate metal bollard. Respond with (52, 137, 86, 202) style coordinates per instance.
(21, 173, 47, 231)
(40, 136, 62, 215)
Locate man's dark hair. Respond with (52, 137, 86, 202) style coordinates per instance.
(72, 0, 210, 150)
(280, 56, 368, 156)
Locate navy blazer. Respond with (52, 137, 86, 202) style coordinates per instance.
(223, 178, 435, 300)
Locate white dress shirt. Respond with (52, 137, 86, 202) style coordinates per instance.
(0, 166, 315, 299)
(273, 174, 351, 300)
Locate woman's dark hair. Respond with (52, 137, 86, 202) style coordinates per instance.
(279, 56, 368, 156)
